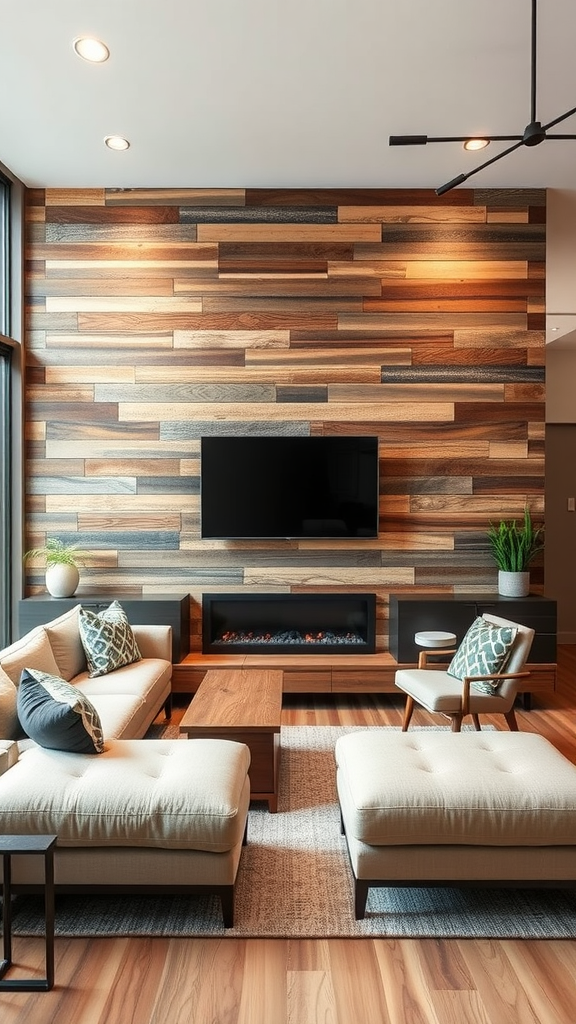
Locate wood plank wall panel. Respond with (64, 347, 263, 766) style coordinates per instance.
(23, 187, 546, 652)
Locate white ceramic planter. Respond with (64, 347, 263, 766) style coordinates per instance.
(498, 570, 530, 598)
(45, 563, 80, 598)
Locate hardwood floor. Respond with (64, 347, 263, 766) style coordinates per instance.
(2, 647, 576, 1024)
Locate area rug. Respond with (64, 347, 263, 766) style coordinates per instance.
(7, 725, 576, 939)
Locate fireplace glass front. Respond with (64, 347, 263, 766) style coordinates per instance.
(202, 593, 376, 655)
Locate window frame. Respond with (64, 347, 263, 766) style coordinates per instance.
(0, 165, 24, 648)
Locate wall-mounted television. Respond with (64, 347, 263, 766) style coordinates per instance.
(200, 435, 379, 540)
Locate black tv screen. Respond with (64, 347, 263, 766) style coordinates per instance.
(200, 435, 379, 540)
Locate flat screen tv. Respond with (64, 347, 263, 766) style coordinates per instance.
(200, 435, 379, 539)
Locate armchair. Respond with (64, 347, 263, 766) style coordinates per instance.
(395, 612, 535, 732)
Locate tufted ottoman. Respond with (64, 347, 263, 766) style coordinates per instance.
(335, 730, 576, 919)
(0, 737, 251, 926)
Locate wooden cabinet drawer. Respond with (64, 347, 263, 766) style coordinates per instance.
(283, 670, 331, 693)
(332, 668, 397, 693)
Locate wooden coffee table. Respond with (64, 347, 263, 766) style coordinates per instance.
(179, 668, 283, 812)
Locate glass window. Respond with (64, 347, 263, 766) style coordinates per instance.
(0, 171, 11, 646)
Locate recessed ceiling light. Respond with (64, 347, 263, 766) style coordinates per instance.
(104, 135, 130, 151)
(463, 138, 490, 151)
(73, 37, 110, 63)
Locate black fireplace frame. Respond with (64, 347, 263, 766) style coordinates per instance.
(202, 592, 376, 655)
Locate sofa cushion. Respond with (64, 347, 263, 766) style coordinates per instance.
(44, 605, 86, 681)
(17, 668, 105, 754)
(79, 601, 141, 677)
(0, 666, 19, 740)
(447, 616, 517, 688)
(73, 658, 172, 740)
(0, 738, 251, 851)
(0, 627, 60, 686)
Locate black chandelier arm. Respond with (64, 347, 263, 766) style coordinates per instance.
(531, 0, 538, 124)
(435, 139, 526, 195)
(542, 106, 576, 132)
(389, 134, 524, 146)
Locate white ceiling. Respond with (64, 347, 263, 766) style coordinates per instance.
(1, 0, 575, 191)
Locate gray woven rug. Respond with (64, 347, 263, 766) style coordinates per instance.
(8, 725, 576, 939)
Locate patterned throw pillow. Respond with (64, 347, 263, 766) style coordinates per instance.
(78, 600, 141, 678)
(447, 617, 517, 692)
(17, 668, 104, 753)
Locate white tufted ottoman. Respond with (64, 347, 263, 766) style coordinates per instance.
(1, 738, 251, 927)
(335, 730, 576, 919)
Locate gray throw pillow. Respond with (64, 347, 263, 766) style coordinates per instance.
(78, 600, 141, 678)
(17, 667, 104, 753)
(447, 616, 517, 691)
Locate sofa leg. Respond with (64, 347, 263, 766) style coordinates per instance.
(220, 887, 234, 928)
(163, 694, 172, 720)
(354, 880, 369, 920)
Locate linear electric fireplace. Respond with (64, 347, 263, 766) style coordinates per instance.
(202, 593, 376, 655)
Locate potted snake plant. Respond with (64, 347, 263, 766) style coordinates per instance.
(487, 507, 544, 597)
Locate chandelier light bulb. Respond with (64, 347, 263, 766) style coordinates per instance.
(463, 138, 490, 151)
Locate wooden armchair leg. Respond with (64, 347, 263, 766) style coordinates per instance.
(504, 708, 519, 731)
(472, 714, 481, 731)
(402, 695, 415, 732)
(450, 715, 463, 732)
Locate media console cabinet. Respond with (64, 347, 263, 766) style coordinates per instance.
(388, 593, 557, 665)
(173, 592, 557, 702)
(18, 594, 191, 664)
(18, 592, 557, 702)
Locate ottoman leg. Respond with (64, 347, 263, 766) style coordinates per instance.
(220, 886, 235, 928)
(354, 880, 369, 920)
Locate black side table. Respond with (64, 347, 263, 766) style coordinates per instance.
(0, 834, 57, 991)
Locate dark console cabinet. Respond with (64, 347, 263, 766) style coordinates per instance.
(389, 594, 557, 665)
(19, 593, 191, 663)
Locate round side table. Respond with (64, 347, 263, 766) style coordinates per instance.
(414, 630, 457, 650)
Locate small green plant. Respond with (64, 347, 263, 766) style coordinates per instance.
(23, 538, 87, 568)
(487, 507, 544, 572)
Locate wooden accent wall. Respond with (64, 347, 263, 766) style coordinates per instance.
(23, 187, 546, 652)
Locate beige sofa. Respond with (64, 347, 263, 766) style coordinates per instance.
(0, 604, 173, 741)
(0, 605, 251, 926)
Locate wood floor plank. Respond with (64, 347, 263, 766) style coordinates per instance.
(237, 940, 288, 1024)
(287, 969, 337, 1024)
(457, 940, 543, 1024)
(372, 939, 441, 1024)
(92, 938, 171, 1024)
(148, 938, 246, 1024)
(498, 940, 576, 1024)
(430, 988, 491, 1024)
(329, 939, 391, 1024)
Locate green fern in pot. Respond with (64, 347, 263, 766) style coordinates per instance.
(23, 538, 88, 597)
